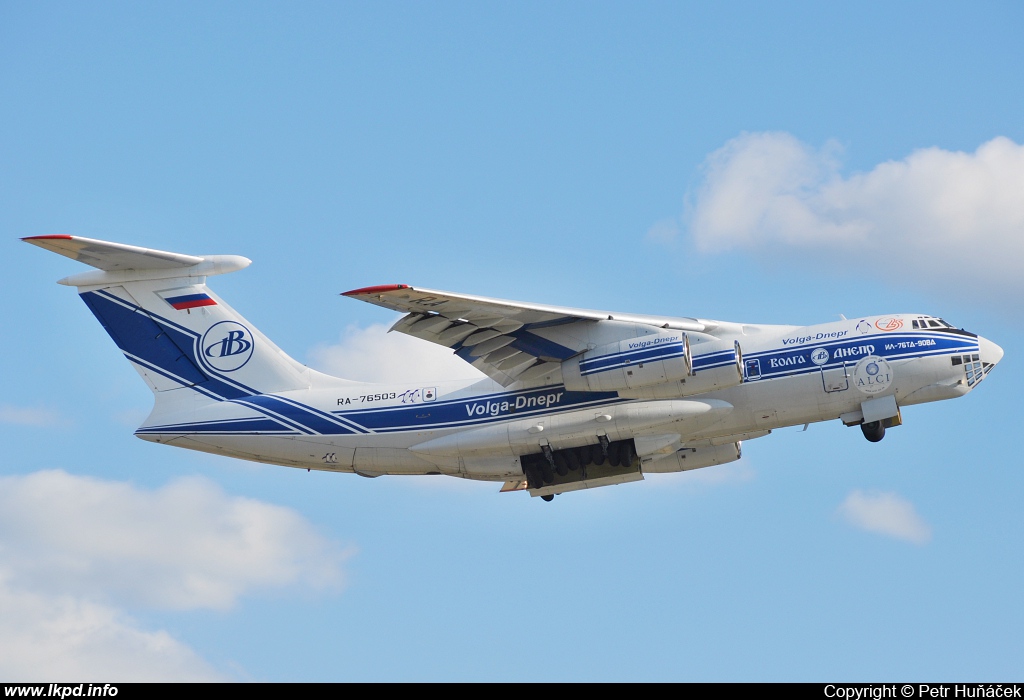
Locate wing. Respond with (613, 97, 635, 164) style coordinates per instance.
(342, 284, 713, 385)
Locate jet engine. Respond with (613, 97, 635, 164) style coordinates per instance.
(562, 331, 743, 396)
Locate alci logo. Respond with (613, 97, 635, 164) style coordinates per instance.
(200, 321, 255, 372)
(852, 355, 893, 395)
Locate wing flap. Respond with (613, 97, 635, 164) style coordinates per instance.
(481, 345, 522, 364)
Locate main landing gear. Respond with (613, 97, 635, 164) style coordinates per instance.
(522, 439, 637, 502)
(861, 421, 885, 443)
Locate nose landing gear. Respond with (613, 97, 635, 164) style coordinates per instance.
(861, 421, 885, 442)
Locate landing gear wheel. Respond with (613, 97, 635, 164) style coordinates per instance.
(591, 443, 606, 466)
(526, 467, 544, 490)
(566, 449, 580, 471)
(554, 452, 569, 477)
(579, 446, 593, 466)
(541, 494, 554, 502)
(540, 459, 555, 484)
(607, 441, 621, 467)
(861, 421, 886, 443)
(620, 441, 635, 468)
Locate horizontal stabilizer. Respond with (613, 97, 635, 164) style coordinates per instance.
(22, 235, 250, 286)
(23, 235, 204, 270)
(23, 235, 314, 397)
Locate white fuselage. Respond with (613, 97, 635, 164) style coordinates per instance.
(23, 236, 1001, 496)
(135, 314, 1000, 481)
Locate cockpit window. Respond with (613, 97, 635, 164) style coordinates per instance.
(914, 317, 966, 333)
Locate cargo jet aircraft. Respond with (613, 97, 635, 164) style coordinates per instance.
(24, 236, 1003, 501)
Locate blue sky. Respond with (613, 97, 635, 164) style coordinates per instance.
(2, 1, 1022, 680)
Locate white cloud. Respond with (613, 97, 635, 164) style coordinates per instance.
(686, 132, 1024, 297)
(837, 489, 932, 545)
(308, 322, 485, 384)
(0, 579, 222, 681)
(0, 470, 347, 611)
(0, 404, 61, 426)
(0, 469, 351, 679)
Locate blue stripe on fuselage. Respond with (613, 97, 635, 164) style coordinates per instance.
(692, 349, 737, 370)
(743, 332, 977, 381)
(580, 343, 735, 376)
(82, 290, 211, 387)
(84, 290, 258, 399)
(335, 386, 621, 433)
(136, 417, 294, 435)
(580, 343, 684, 374)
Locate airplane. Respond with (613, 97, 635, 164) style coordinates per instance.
(24, 235, 1003, 502)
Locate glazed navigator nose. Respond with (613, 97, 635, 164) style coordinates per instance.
(978, 336, 1004, 367)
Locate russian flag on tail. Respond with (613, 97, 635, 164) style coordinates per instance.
(164, 292, 218, 310)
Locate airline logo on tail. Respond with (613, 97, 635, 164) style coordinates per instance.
(201, 321, 254, 372)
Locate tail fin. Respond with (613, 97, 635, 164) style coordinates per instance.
(24, 236, 311, 398)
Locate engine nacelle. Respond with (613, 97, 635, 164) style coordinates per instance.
(562, 331, 744, 396)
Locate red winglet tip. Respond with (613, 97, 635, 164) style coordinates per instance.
(342, 284, 409, 296)
(22, 235, 74, 241)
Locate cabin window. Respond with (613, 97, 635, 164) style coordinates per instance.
(951, 356, 962, 366)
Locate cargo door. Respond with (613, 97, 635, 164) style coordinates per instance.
(821, 362, 849, 393)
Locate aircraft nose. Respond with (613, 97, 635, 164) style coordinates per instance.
(978, 336, 1004, 366)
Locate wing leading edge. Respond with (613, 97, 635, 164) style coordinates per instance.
(342, 284, 715, 385)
